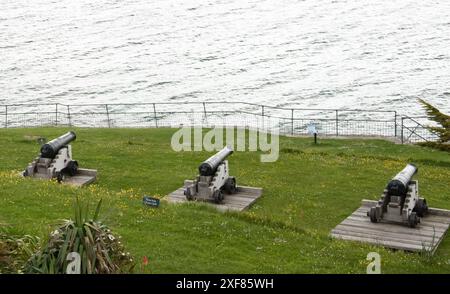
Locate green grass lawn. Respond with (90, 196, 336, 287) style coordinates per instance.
(1, 127, 449, 273)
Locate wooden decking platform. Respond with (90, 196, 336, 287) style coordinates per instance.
(63, 168, 97, 187)
(166, 181, 263, 212)
(330, 200, 450, 254)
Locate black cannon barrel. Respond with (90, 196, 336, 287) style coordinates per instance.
(199, 146, 233, 176)
(386, 163, 418, 196)
(40, 131, 77, 158)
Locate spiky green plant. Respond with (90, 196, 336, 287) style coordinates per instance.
(0, 227, 40, 273)
(25, 198, 135, 274)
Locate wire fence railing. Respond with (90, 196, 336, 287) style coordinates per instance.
(400, 116, 441, 143)
(0, 102, 440, 144)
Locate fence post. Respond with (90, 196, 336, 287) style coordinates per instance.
(291, 109, 294, 136)
(153, 103, 158, 128)
(261, 105, 265, 129)
(105, 104, 111, 128)
(335, 110, 339, 136)
(67, 105, 72, 127)
(55, 103, 58, 126)
(4, 105, 7, 128)
(394, 111, 397, 137)
(401, 117, 404, 144)
(202, 102, 207, 117)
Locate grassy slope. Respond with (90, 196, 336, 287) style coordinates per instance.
(0, 127, 449, 273)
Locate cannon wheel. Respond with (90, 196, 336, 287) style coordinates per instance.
(184, 188, 194, 201)
(65, 160, 79, 176)
(369, 207, 378, 223)
(56, 172, 65, 183)
(408, 212, 419, 228)
(414, 199, 428, 217)
(224, 177, 237, 194)
(213, 190, 224, 204)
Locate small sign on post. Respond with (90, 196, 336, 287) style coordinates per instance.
(143, 195, 160, 208)
(307, 122, 318, 144)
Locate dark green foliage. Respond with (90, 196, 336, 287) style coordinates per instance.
(0, 227, 39, 273)
(419, 99, 450, 144)
(25, 198, 135, 274)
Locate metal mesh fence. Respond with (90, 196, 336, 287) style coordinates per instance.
(0, 102, 440, 144)
(400, 116, 440, 143)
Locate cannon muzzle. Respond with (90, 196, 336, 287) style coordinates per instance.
(40, 131, 77, 158)
(386, 163, 418, 196)
(199, 146, 233, 176)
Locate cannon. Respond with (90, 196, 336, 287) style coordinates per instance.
(184, 146, 237, 203)
(23, 131, 96, 185)
(40, 131, 77, 159)
(368, 163, 428, 228)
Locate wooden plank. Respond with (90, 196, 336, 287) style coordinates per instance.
(361, 199, 450, 217)
(222, 195, 258, 204)
(429, 207, 450, 217)
(335, 222, 444, 240)
(64, 176, 95, 187)
(346, 212, 450, 228)
(349, 212, 450, 229)
(331, 229, 435, 248)
(352, 209, 450, 224)
(352, 209, 450, 226)
(331, 233, 429, 252)
(332, 225, 439, 245)
(63, 168, 97, 187)
(77, 168, 98, 177)
(341, 218, 447, 235)
(352, 206, 450, 225)
(165, 184, 263, 212)
(330, 200, 450, 254)
(430, 229, 450, 255)
(166, 192, 260, 208)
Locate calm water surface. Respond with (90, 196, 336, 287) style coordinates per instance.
(1, 0, 449, 116)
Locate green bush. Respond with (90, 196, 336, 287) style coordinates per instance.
(0, 227, 39, 274)
(419, 99, 450, 146)
(25, 198, 135, 274)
